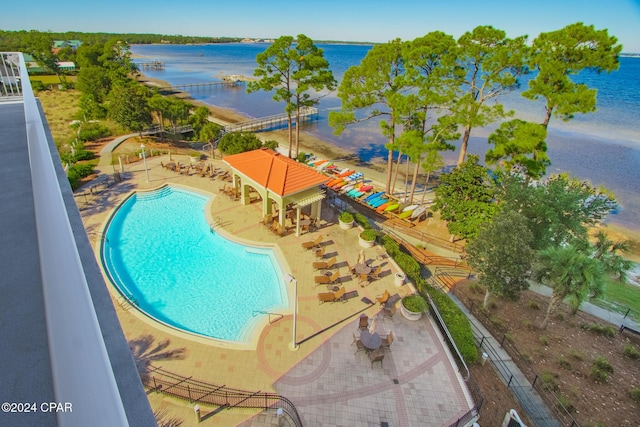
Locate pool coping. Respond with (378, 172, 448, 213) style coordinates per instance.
(96, 183, 294, 351)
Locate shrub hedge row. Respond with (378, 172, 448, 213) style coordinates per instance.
(381, 234, 478, 364)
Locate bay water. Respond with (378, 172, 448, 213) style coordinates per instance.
(130, 43, 640, 229)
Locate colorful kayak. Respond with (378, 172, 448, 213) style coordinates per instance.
(351, 191, 365, 198)
(368, 196, 386, 206)
(317, 162, 332, 171)
(363, 191, 384, 203)
(403, 204, 418, 212)
(311, 159, 326, 167)
(333, 181, 348, 189)
(326, 178, 342, 187)
(411, 205, 428, 220)
(359, 185, 373, 192)
(340, 184, 355, 194)
(376, 202, 391, 212)
(347, 188, 360, 197)
(384, 203, 400, 212)
(339, 169, 355, 177)
(398, 210, 413, 219)
(334, 167, 349, 176)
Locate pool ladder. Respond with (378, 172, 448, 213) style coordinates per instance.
(252, 311, 284, 324)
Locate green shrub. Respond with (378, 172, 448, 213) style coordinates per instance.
(354, 213, 371, 229)
(380, 235, 476, 364)
(78, 122, 111, 142)
(623, 344, 640, 360)
(338, 211, 353, 223)
(30, 80, 46, 92)
(580, 323, 617, 337)
(402, 295, 427, 313)
(557, 394, 575, 413)
(67, 164, 95, 190)
(262, 139, 278, 150)
(522, 320, 535, 331)
(467, 282, 483, 295)
(539, 335, 549, 346)
(590, 356, 614, 383)
(630, 387, 640, 402)
(540, 371, 559, 392)
(557, 355, 572, 370)
(359, 229, 378, 242)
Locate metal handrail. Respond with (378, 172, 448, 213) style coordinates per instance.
(144, 365, 303, 426)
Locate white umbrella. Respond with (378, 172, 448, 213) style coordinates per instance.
(357, 250, 365, 265)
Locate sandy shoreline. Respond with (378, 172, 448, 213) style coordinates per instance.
(136, 73, 640, 262)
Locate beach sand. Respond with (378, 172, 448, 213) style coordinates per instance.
(136, 74, 640, 262)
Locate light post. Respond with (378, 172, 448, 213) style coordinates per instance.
(284, 273, 299, 351)
(140, 143, 150, 182)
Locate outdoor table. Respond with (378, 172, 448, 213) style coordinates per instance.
(355, 263, 372, 275)
(360, 330, 381, 351)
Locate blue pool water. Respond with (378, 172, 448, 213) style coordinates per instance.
(102, 186, 288, 342)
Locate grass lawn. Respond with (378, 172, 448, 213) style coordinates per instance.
(593, 278, 640, 322)
(36, 88, 82, 145)
(30, 75, 77, 85)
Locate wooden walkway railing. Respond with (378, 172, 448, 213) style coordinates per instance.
(225, 107, 318, 133)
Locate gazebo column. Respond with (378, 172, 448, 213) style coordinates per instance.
(263, 195, 272, 222)
(241, 184, 250, 206)
(295, 207, 301, 237)
(310, 201, 321, 221)
(278, 202, 286, 228)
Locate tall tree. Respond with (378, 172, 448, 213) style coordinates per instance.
(485, 119, 550, 179)
(452, 26, 528, 166)
(533, 244, 605, 329)
(523, 22, 621, 129)
(248, 35, 335, 159)
(329, 39, 407, 194)
(432, 155, 496, 242)
(495, 173, 617, 251)
(107, 84, 152, 133)
(465, 209, 534, 308)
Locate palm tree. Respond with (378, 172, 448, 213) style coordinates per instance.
(533, 245, 605, 329)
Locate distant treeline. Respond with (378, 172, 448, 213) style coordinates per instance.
(0, 29, 241, 51)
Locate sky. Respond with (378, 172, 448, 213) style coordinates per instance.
(2, 0, 640, 52)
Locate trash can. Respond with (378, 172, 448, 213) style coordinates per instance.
(481, 352, 489, 366)
(394, 272, 405, 287)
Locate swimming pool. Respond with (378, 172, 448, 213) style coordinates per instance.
(101, 186, 288, 342)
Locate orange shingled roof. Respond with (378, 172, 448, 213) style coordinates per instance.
(223, 149, 329, 197)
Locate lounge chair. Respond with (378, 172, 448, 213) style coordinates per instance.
(376, 289, 390, 305)
(317, 286, 345, 304)
(312, 256, 337, 271)
(332, 286, 347, 302)
(301, 234, 323, 250)
(314, 246, 326, 259)
(314, 270, 340, 285)
(380, 330, 394, 351)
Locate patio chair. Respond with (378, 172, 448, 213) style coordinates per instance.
(317, 291, 335, 304)
(358, 273, 369, 287)
(346, 261, 357, 277)
(352, 332, 366, 355)
(358, 314, 369, 330)
(380, 330, 394, 351)
(369, 265, 382, 281)
(301, 234, 323, 250)
(376, 289, 390, 306)
(368, 350, 384, 369)
(313, 270, 340, 285)
(312, 256, 336, 271)
(332, 286, 347, 302)
(383, 304, 397, 318)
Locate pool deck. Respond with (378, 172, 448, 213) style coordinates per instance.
(79, 153, 476, 426)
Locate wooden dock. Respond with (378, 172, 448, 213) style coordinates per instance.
(224, 107, 318, 133)
(138, 61, 165, 70)
(158, 80, 245, 92)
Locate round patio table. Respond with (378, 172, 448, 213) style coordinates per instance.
(354, 263, 372, 275)
(360, 330, 381, 351)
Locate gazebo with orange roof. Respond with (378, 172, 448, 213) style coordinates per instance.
(223, 149, 328, 236)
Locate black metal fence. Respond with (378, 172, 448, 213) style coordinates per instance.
(143, 365, 303, 426)
(461, 297, 581, 427)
